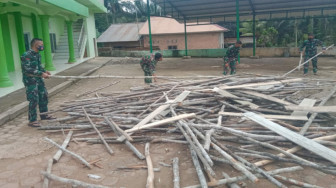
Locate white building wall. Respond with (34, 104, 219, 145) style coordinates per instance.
(84, 12, 98, 58)
(49, 17, 65, 45)
(219, 32, 224, 48)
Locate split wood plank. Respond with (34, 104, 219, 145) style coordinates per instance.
(125, 113, 196, 133)
(213, 87, 259, 109)
(244, 112, 336, 164)
(241, 90, 294, 106)
(133, 91, 190, 130)
(291, 98, 316, 117)
(254, 134, 336, 167)
(219, 112, 308, 121)
(219, 78, 302, 90)
(117, 91, 190, 142)
(286, 105, 336, 113)
(160, 91, 191, 117)
(53, 131, 73, 163)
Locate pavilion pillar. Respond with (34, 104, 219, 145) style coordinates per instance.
(0, 14, 15, 72)
(13, 12, 25, 56)
(253, 14, 256, 56)
(66, 21, 76, 63)
(146, 0, 153, 53)
(184, 18, 188, 56)
(0, 17, 13, 87)
(236, 0, 240, 62)
(31, 13, 46, 64)
(39, 15, 55, 71)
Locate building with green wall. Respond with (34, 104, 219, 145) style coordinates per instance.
(0, 0, 106, 88)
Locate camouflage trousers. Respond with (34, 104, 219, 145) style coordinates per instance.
(223, 57, 237, 75)
(303, 53, 318, 74)
(144, 71, 152, 84)
(25, 79, 48, 122)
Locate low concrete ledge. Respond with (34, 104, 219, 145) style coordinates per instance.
(0, 59, 110, 126)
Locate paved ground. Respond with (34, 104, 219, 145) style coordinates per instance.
(0, 57, 336, 187)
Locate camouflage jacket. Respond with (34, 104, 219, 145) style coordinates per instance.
(299, 39, 325, 54)
(140, 55, 157, 74)
(21, 49, 46, 85)
(225, 45, 240, 60)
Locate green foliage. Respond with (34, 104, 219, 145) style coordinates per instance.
(238, 16, 336, 47)
(95, 0, 161, 34)
(257, 27, 278, 47)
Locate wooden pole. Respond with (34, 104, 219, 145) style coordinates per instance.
(172, 157, 180, 188)
(41, 171, 108, 188)
(221, 172, 240, 188)
(83, 107, 114, 155)
(50, 75, 221, 79)
(52, 131, 73, 163)
(104, 117, 145, 160)
(42, 159, 53, 188)
(145, 143, 155, 188)
(282, 44, 334, 77)
(44, 137, 92, 169)
(189, 146, 208, 188)
(185, 166, 303, 188)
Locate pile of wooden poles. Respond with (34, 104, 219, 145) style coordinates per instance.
(41, 75, 336, 188)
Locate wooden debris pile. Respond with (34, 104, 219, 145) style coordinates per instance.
(41, 75, 336, 188)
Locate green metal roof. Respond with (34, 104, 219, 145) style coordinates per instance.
(154, 0, 336, 22)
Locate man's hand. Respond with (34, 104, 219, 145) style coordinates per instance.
(42, 72, 50, 79)
(46, 71, 51, 75)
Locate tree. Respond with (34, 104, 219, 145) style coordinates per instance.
(257, 27, 278, 47)
(95, 0, 162, 35)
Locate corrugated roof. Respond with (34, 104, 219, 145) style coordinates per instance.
(154, 0, 336, 22)
(97, 22, 145, 43)
(139, 17, 228, 35)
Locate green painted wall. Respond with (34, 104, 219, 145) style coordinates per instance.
(41, 0, 89, 17)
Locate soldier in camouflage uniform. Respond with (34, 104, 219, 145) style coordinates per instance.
(140, 52, 163, 84)
(223, 40, 242, 75)
(21, 38, 54, 127)
(299, 33, 326, 75)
